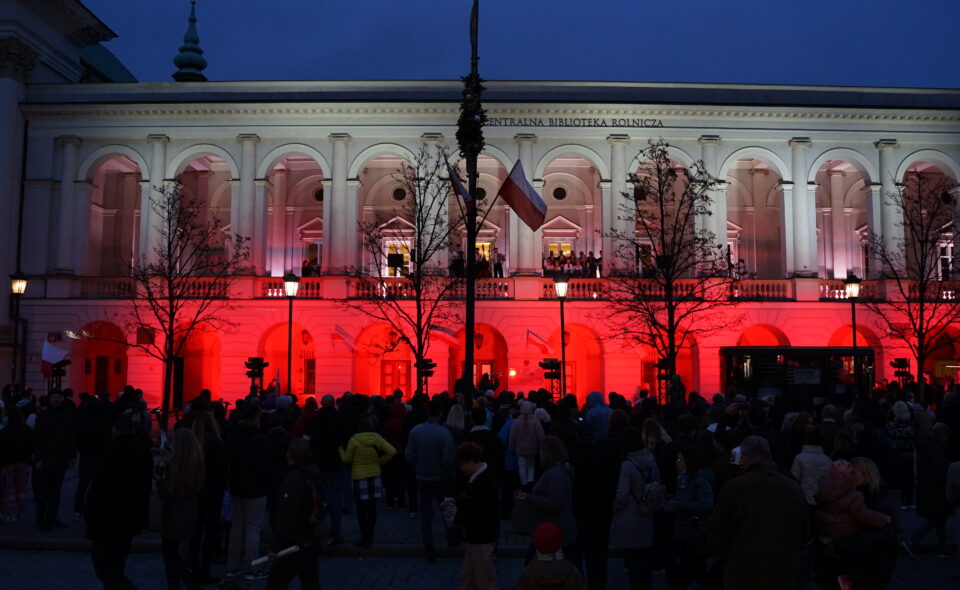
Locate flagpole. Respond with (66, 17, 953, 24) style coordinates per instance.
(456, 0, 484, 407)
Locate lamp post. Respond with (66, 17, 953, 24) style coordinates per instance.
(844, 272, 861, 395)
(10, 272, 27, 387)
(283, 273, 300, 396)
(554, 275, 569, 397)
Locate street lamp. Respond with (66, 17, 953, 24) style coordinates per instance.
(554, 275, 569, 397)
(844, 272, 861, 395)
(10, 272, 27, 387)
(283, 273, 300, 396)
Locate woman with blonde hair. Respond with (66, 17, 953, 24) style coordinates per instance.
(159, 428, 205, 590)
(187, 411, 226, 584)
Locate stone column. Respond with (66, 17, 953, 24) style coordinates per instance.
(607, 134, 630, 274)
(344, 179, 361, 270)
(829, 169, 848, 278)
(876, 140, 902, 261)
(514, 134, 540, 275)
(142, 134, 169, 265)
(744, 206, 757, 273)
(237, 134, 258, 269)
(268, 171, 286, 276)
(421, 133, 449, 270)
(73, 181, 94, 275)
(285, 205, 296, 274)
(789, 138, 816, 276)
(865, 183, 882, 278)
(698, 135, 723, 243)
(54, 136, 81, 273)
(583, 204, 595, 257)
(328, 133, 350, 274)
(599, 181, 612, 274)
(320, 179, 332, 274)
(253, 178, 269, 274)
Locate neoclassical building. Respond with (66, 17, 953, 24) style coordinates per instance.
(2, 1, 960, 407)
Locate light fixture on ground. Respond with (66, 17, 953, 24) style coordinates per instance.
(844, 272, 861, 395)
(554, 274, 569, 397)
(10, 271, 27, 387)
(283, 273, 300, 396)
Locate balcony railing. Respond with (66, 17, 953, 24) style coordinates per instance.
(729, 280, 793, 301)
(908, 282, 960, 301)
(819, 280, 878, 301)
(259, 277, 323, 298)
(349, 277, 513, 300)
(540, 278, 607, 300)
(78, 278, 134, 298)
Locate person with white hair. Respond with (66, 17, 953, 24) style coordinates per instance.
(887, 400, 918, 509)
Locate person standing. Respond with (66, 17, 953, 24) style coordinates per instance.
(340, 414, 396, 548)
(305, 394, 348, 544)
(226, 403, 273, 580)
(73, 393, 112, 519)
(0, 403, 33, 522)
(517, 437, 577, 563)
(610, 426, 658, 590)
(509, 401, 544, 488)
(33, 389, 75, 530)
(909, 422, 952, 554)
(187, 411, 226, 585)
(492, 248, 505, 278)
(158, 429, 205, 590)
(887, 401, 918, 509)
(707, 435, 810, 590)
(266, 439, 323, 590)
(406, 399, 455, 563)
(453, 442, 499, 590)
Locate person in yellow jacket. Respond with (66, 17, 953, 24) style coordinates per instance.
(340, 413, 396, 548)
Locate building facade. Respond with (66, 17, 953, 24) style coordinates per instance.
(3, 1, 960, 407)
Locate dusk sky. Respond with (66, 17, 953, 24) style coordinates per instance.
(83, 0, 960, 88)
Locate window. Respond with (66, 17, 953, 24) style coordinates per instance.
(301, 241, 322, 276)
(547, 242, 574, 257)
(383, 240, 411, 277)
(474, 241, 492, 261)
(552, 187, 567, 201)
(938, 241, 953, 280)
(637, 242, 656, 278)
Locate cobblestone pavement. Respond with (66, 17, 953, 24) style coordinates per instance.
(1, 467, 959, 588)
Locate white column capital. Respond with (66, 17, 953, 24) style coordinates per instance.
(514, 133, 537, 144)
(789, 137, 812, 149)
(238, 133, 260, 144)
(875, 139, 899, 151)
(228, 179, 241, 188)
(346, 179, 361, 189)
(321, 179, 332, 189)
(598, 180, 612, 190)
(0, 38, 39, 82)
(329, 133, 352, 143)
(698, 135, 722, 146)
(147, 134, 169, 144)
(75, 180, 95, 191)
(420, 132, 445, 144)
(255, 178, 273, 189)
(606, 134, 630, 145)
(56, 135, 81, 147)
(828, 169, 846, 178)
(532, 179, 545, 189)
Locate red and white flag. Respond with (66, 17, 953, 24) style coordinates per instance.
(429, 324, 460, 347)
(447, 163, 475, 212)
(497, 160, 546, 231)
(330, 324, 355, 352)
(526, 329, 550, 354)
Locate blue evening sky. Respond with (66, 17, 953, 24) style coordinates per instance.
(83, 0, 960, 88)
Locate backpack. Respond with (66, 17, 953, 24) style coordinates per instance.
(627, 456, 662, 514)
(307, 477, 330, 545)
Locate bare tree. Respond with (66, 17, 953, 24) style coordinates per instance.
(349, 145, 466, 395)
(863, 172, 960, 399)
(78, 182, 249, 430)
(602, 139, 743, 399)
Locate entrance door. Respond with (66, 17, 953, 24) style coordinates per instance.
(381, 360, 411, 398)
(93, 356, 109, 395)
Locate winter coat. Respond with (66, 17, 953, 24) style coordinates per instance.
(525, 463, 577, 547)
(340, 431, 396, 480)
(272, 462, 323, 551)
(916, 434, 951, 518)
(815, 470, 888, 539)
(508, 402, 544, 458)
(226, 422, 273, 499)
(34, 403, 76, 471)
(791, 444, 833, 505)
(406, 419, 455, 482)
(84, 433, 152, 540)
(0, 421, 32, 466)
(672, 468, 714, 541)
(515, 559, 585, 590)
(380, 402, 406, 451)
(465, 426, 505, 478)
(305, 406, 348, 471)
(75, 400, 112, 458)
(158, 482, 199, 542)
(455, 464, 500, 544)
(611, 449, 658, 549)
(583, 391, 612, 439)
(707, 462, 810, 590)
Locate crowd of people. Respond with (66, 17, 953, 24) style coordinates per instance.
(542, 251, 601, 278)
(2, 379, 960, 589)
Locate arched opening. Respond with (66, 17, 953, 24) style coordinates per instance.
(726, 158, 786, 278)
(452, 154, 510, 275)
(627, 156, 693, 277)
(540, 156, 602, 274)
(546, 323, 602, 404)
(447, 324, 509, 394)
(737, 324, 791, 347)
(176, 155, 233, 258)
(174, 326, 222, 407)
(85, 156, 142, 276)
(900, 162, 956, 280)
(260, 324, 315, 397)
(266, 155, 326, 277)
(70, 322, 127, 395)
(353, 324, 413, 398)
(814, 160, 870, 279)
(923, 328, 960, 386)
(358, 154, 420, 276)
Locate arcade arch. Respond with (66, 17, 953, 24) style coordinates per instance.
(353, 323, 413, 398)
(725, 157, 786, 278)
(82, 155, 143, 275)
(70, 321, 127, 395)
(260, 323, 316, 397)
(447, 324, 509, 394)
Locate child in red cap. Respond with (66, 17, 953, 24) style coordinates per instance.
(515, 523, 584, 589)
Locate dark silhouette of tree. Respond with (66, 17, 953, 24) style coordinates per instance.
(602, 139, 743, 399)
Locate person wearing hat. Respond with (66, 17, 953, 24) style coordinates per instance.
(515, 522, 584, 590)
(453, 442, 499, 589)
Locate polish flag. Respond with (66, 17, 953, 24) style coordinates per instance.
(447, 163, 474, 212)
(498, 160, 546, 231)
(429, 324, 460, 347)
(41, 340, 69, 378)
(526, 329, 550, 354)
(330, 324, 355, 352)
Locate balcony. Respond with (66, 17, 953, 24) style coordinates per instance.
(349, 277, 513, 300)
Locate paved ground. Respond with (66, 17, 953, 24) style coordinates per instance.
(1, 466, 959, 588)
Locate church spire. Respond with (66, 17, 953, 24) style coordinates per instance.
(172, 0, 207, 82)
